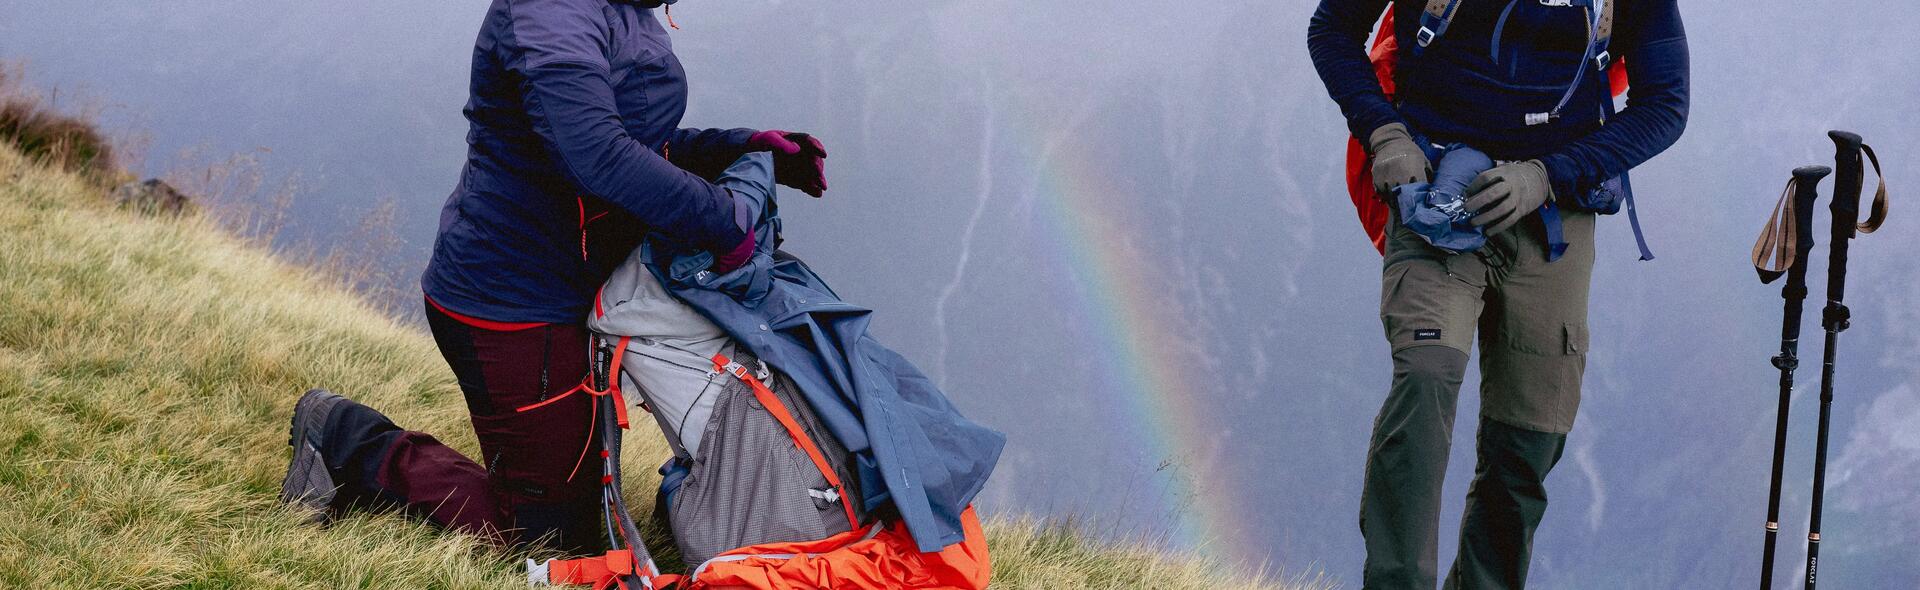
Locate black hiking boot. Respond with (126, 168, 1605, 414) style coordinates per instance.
(281, 388, 350, 522)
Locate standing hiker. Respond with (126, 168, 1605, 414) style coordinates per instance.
(1308, 0, 1688, 588)
(278, 0, 828, 552)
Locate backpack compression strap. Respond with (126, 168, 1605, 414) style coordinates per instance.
(712, 353, 862, 530)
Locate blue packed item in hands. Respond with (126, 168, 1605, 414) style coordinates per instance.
(1395, 143, 1494, 254)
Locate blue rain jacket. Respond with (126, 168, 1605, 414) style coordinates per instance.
(423, 0, 762, 323)
(1308, 0, 1689, 201)
(1396, 143, 1494, 253)
(643, 153, 1005, 552)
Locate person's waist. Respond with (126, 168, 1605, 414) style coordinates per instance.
(1400, 110, 1592, 162)
(421, 250, 611, 327)
(425, 295, 550, 332)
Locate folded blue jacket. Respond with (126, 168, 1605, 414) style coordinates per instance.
(642, 153, 1006, 552)
(1395, 143, 1494, 253)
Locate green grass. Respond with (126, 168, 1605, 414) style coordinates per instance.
(0, 142, 1323, 589)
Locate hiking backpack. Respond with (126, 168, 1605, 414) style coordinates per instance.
(522, 252, 991, 590)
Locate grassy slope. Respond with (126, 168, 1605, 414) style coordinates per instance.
(0, 144, 1314, 589)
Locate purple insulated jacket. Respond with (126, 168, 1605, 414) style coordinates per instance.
(423, 0, 759, 323)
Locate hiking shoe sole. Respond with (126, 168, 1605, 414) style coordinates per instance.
(281, 388, 348, 522)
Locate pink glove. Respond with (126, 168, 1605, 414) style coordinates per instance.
(712, 231, 755, 274)
(711, 191, 757, 273)
(746, 130, 828, 197)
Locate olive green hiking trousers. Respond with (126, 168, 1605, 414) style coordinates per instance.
(1360, 209, 1595, 590)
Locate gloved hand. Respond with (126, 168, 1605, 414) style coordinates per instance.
(711, 231, 755, 274)
(1368, 122, 1431, 198)
(711, 189, 758, 273)
(745, 130, 828, 198)
(1464, 159, 1553, 237)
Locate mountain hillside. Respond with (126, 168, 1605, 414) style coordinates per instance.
(0, 141, 1321, 589)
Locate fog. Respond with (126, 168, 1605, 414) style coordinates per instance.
(4, 1, 1916, 586)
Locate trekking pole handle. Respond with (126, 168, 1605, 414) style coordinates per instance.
(1826, 131, 1866, 306)
(1789, 165, 1830, 279)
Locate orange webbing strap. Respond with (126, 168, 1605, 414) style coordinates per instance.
(516, 336, 635, 481)
(1753, 176, 1803, 276)
(712, 353, 861, 530)
(517, 336, 634, 427)
(1857, 144, 1890, 234)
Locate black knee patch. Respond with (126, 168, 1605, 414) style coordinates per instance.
(1394, 345, 1470, 385)
(318, 400, 402, 486)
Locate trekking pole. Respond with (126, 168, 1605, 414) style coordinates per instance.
(1804, 130, 1890, 589)
(1751, 164, 1829, 590)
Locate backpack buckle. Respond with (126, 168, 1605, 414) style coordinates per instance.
(1416, 26, 1437, 47)
(1593, 50, 1612, 70)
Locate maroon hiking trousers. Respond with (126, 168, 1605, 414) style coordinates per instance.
(328, 299, 601, 552)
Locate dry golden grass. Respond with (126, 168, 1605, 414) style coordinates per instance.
(0, 65, 115, 180)
(0, 141, 1319, 589)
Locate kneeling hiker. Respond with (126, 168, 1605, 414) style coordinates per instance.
(277, 0, 828, 552)
(1308, 0, 1688, 588)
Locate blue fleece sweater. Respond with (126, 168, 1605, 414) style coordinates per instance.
(1308, 0, 1689, 201)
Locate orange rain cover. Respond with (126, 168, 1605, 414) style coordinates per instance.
(685, 507, 992, 590)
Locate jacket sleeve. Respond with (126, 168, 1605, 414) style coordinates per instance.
(1307, 0, 1403, 142)
(666, 127, 759, 181)
(508, 0, 745, 251)
(1538, 0, 1690, 200)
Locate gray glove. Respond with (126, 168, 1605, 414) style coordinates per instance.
(1464, 159, 1553, 237)
(1368, 122, 1431, 197)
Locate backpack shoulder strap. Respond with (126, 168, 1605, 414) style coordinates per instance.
(1415, 0, 1465, 53)
(1593, 0, 1615, 70)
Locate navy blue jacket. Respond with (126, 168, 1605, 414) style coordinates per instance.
(646, 154, 1005, 552)
(1308, 0, 1689, 200)
(423, 0, 759, 323)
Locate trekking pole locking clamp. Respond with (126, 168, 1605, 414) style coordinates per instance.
(1821, 303, 1851, 332)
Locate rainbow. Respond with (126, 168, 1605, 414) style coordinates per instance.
(1019, 126, 1262, 568)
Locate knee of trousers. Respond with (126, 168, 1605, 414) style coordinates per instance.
(1475, 417, 1570, 490)
(1371, 346, 1470, 458)
(1391, 345, 1470, 396)
(318, 399, 402, 476)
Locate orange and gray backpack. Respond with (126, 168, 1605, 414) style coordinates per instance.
(521, 254, 990, 590)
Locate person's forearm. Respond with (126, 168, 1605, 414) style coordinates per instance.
(1307, 0, 1402, 141)
(666, 127, 758, 181)
(523, 61, 744, 251)
(1540, 12, 1690, 198)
